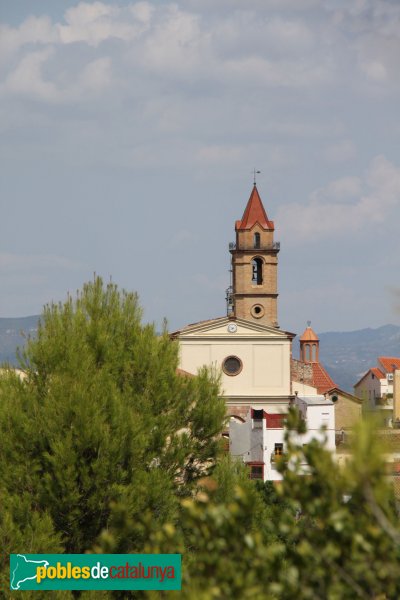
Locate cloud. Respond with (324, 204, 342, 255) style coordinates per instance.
(0, 1, 335, 109)
(2, 47, 62, 102)
(0, 16, 57, 63)
(332, 1, 400, 88)
(58, 2, 142, 47)
(278, 155, 400, 242)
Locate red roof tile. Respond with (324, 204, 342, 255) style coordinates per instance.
(236, 185, 274, 231)
(300, 326, 319, 342)
(378, 357, 400, 373)
(371, 367, 385, 379)
(311, 363, 336, 394)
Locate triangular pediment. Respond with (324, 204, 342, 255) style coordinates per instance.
(171, 316, 294, 340)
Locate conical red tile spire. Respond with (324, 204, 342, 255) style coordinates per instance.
(235, 184, 274, 231)
(300, 324, 319, 342)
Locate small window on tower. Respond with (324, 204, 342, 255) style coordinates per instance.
(251, 304, 265, 318)
(254, 232, 260, 249)
(251, 258, 263, 285)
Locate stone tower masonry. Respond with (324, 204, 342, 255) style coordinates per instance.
(228, 185, 280, 327)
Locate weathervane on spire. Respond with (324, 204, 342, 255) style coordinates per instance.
(252, 169, 261, 186)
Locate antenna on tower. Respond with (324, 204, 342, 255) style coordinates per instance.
(252, 169, 261, 185)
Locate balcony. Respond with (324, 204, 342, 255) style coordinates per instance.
(270, 452, 286, 463)
(229, 241, 280, 252)
(375, 395, 393, 407)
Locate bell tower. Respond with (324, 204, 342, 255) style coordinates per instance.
(299, 323, 320, 363)
(227, 184, 280, 327)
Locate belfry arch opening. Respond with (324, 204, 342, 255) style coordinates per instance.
(251, 257, 263, 285)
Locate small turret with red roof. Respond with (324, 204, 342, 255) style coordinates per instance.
(292, 323, 336, 394)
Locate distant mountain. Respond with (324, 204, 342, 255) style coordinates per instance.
(0, 316, 40, 365)
(1, 316, 399, 392)
(293, 324, 400, 392)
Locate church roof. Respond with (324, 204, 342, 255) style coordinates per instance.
(235, 185, 274, 231)
(311, 362, 336, 394)
(299, 325, 319, 342)
(291, 358, 336, 394)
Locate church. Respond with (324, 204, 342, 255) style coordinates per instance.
(171, 183, 295, 421)
(170, 184, 370, 478)
(171, 184, 352, 435)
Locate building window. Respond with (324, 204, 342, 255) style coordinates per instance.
(249, 465, 264, 480)
(251, 304, 264, 319)
(253, 232, 260, 249)
(311, 344, 317, 362)
(222, 355, 242, 376)
(274, 443, 283, 456)
(252, 408, 263, 429)
(251, 257, 263, 285)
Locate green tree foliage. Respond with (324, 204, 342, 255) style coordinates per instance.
(143, 411, 400, 600)
(2, 279, 400, 599)
(0, 278, 226, 584)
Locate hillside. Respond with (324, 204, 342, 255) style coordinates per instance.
(0, 317, 399, 392)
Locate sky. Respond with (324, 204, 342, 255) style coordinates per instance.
(1, 0, 400, 335)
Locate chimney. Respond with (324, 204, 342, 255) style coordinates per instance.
(393, 369, 400, 422)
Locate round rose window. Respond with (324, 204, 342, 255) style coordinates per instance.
(222, 356, 242, 376)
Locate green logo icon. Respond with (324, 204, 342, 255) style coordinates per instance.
(10, 554, 181, 591)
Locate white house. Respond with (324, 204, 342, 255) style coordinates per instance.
(354, 356, 400, 422)
(229, 396, 335, 481)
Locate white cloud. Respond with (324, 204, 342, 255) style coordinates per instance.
(278, 155, 400, 242)
(0, 16, 57, 62)
(311, 176, 362, 202)
(332, 1, 400, 88)
(58, 2, 141, 47)
(78, 57, 112, 92)
(2, 47, 61, 102)
(361, 59, 387, 82)
(0, 0, 335, 108)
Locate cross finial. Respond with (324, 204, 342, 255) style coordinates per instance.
(252, 169, 261, 185)
(307, 320, 311, 328)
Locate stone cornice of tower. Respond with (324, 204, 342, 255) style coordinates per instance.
(235, 184, 274, 231)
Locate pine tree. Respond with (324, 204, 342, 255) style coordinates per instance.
(0, 277, 226, 567)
